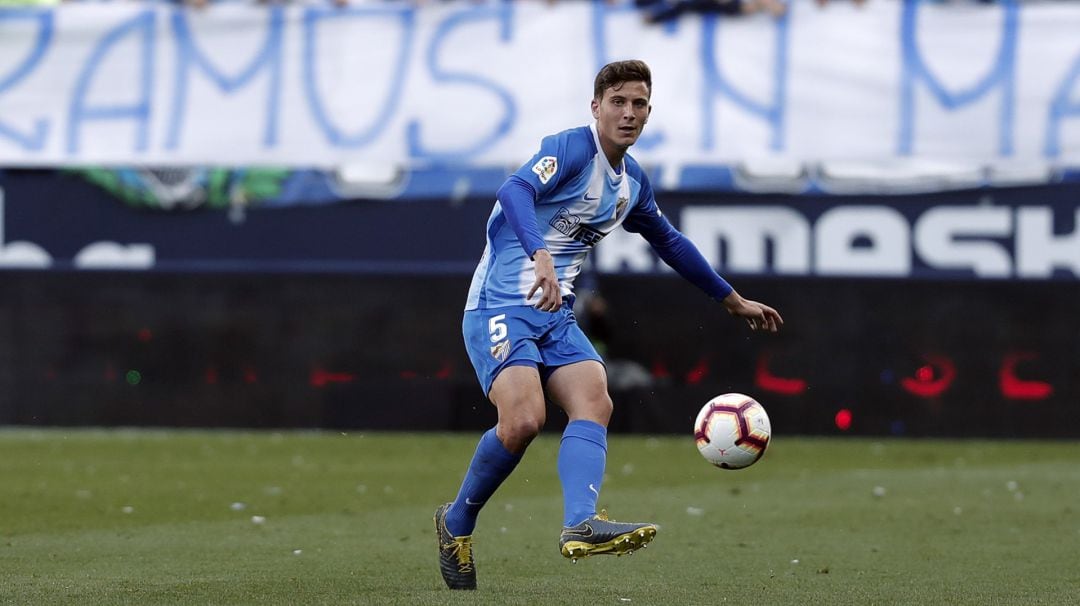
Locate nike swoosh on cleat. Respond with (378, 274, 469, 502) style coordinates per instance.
(464, 498, 484, 506)
(563, 524, 593, 538)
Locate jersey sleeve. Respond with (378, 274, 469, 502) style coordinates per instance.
(498, 128, 594, 258)
(510, 129, 593, 198)
(495, 176, 546, 258)
(623, 174, 734, 302)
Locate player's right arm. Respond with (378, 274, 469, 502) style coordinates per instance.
(495, 175, 562, 312)
(495, 129, 591, 312)
(528, 249, 560, 312)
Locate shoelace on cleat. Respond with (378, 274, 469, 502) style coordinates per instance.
(443, 537, 473, 573)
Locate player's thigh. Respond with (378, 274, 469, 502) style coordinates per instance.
(489, 364, 547, 425)
(489, 365, 548, 452)
(545, 360, 612, 424)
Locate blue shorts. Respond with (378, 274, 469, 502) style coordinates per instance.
(462, 299, 602, 396)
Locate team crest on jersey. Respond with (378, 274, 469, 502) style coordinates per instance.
(550, 207, 606, 247)
(532, 156, 558, 184)
(490, 340, 510, 362)
(615, 196, 629, 218)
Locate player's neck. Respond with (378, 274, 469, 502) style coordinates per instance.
(598, 139, 627, 171)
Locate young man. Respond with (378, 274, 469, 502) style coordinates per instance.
(435, 60, 783, 590)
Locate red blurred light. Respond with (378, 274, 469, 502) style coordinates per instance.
(754, 352, 808, 395)
(310, 368, 356, 388)
(685, 358, 708, 385)
(435, 362, 452, 380)
(137, 328, 153, 342)
(915, 365, 933, 382)
(650, 361, 670, 379)
(835, 409, 853, 431)
(999, 352, 1053, 400)
(900, 355, 956, 398)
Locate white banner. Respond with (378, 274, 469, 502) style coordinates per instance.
(0, 0, 1078, 167)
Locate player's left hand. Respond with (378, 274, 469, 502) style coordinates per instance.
(721, 291, 783, 333)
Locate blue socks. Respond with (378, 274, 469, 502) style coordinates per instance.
(446, 420, 608, 534)
(445, 427, 521, 536)
(558, 419, 608, 527)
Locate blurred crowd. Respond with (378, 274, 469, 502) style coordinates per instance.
(0, 0, 1040, 19)
(632, 0, 1062, 23)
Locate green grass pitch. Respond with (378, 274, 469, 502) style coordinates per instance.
(1, 429, 1077, 605)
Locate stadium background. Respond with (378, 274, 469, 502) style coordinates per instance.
(1, 0, 1077, 439)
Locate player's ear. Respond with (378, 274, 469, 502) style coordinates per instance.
(591, 98, 600, 119)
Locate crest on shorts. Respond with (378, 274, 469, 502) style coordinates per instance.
(490, 340, 510, 362)
(531, 156, 558, 184)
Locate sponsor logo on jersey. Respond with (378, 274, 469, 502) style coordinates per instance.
(572, 224, 606, 246)
(490, 340, 510, 362)
(550, 207, 580, 234)
(532, 156, 558, 184)
(550, 207, 607, 247)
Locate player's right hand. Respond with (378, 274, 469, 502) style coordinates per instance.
(529, 249, 561, 312)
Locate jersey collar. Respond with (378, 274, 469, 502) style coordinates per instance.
(589, 123, 625, 179)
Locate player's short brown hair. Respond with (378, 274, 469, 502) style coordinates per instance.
(593, 60, 652, 101)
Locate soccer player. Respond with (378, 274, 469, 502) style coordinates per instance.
(435, 59, 783, 590)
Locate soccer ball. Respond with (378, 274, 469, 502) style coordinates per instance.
(694, 393, 771, 469)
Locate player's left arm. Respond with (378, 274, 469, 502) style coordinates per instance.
(623, 186, 783, 333)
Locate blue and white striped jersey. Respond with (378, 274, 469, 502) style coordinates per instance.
(465, 124, 663, 311)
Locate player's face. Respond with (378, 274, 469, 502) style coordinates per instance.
(591, 81, 651, 157)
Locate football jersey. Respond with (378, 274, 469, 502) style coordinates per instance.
(465, 123, 662, 311)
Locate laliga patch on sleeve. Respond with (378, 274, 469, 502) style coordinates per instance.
(532, 156, 558, 184)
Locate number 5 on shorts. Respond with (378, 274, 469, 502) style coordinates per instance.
(489, 314, 507, 342)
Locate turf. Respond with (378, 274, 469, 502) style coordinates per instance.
(1, 429, 1077, 605)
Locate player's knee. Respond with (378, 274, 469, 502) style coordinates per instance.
(570, 392, 613, 424)
(499, 414, 545, 450)
(505, 415, 545, 441)
(592, 394, 614, 424)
